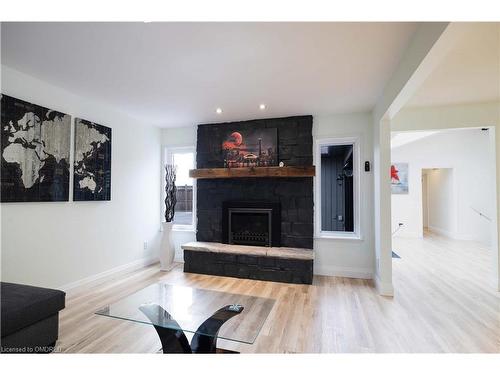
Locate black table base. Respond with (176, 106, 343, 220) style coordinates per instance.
(139, 303, 243, 354)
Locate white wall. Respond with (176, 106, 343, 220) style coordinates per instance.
(313, 113, 374, 278)
(1, 66, 162, 288)
(426, 168, 455, 236)
(162, 112, 375, 279)
(391, 129, 493, 245)
(392, 101, 500, 132)
(422, 173, 429, 228)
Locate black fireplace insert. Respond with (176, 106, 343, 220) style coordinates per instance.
(222, 201, 281, 247)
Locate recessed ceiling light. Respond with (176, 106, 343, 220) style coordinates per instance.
(216, 108, 223, 114)
(259, 104, 266, 110)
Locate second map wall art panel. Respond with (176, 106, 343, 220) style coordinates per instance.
(73, 118, 112, 201)
(1, 94, 71, 202)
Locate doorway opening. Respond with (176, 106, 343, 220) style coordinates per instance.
(391, 127, 497, 289)
(421, 168, 455, 238)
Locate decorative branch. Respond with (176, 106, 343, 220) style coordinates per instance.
(165, 164, 177, 222)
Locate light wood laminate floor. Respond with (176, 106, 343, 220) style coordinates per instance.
(57, 232, 500, 353)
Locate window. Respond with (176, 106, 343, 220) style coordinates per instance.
(165, 147, 196, 230)
(315, 137, 360, 239)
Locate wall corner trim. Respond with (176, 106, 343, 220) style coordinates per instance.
(374, 275, 394, 296)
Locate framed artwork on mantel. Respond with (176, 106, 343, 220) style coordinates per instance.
(222, 128, 278, 168)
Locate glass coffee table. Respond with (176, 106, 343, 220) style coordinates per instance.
(96, 283, 275, 353)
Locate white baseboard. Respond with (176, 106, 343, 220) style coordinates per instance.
(59, 256, 159, 292)
(428, 226, 487, 242)
(427, 225, 457, 239)
(314, 265, 373, 279)
(393, 231, 422, 239)
(374, 275, 394, 296)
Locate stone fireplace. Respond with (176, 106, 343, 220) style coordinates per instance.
(183, 115, 314, 284)
(196, 115, 314, 249)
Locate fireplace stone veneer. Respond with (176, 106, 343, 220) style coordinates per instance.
(182, 242, 314, 284)
(197, 178, 313, 249)
(196, 115, 314, 250)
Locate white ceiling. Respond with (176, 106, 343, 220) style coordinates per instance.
(391, 130, 440, 149)
(1, 22, 418, 127)
(407, 22, 500, 108)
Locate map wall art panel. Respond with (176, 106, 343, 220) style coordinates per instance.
(73, 118, 112, 201)
(1, 94, 71, 202)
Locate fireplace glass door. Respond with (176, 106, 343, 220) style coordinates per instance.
(228, 208, 272, 247)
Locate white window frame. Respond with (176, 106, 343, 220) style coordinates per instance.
(314, 136, 361, 240)
(164, 146, 196, 232)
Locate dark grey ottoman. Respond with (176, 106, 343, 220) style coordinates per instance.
(1, 282, 66, 353)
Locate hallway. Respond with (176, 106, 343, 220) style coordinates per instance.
(392, 231, 499, 352)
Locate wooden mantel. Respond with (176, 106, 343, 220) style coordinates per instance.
(189, 166, 315, 179)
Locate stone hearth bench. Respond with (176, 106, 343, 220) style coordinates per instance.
(181, 242, 314, 284)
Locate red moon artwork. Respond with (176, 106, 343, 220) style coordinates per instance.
(230, 132, 243, 146)
(223, 132, 243, 150)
